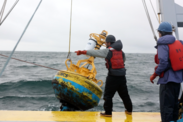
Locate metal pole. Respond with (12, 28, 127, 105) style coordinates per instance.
(156, 0, 161, 23)
(0, 0, 42, 77)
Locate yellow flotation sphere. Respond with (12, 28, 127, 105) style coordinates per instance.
(52, 70, 103, 110)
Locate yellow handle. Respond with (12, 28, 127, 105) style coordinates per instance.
(97, 80, 103, 87)
(65, 59, 72, 70)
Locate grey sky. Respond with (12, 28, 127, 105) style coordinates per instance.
(0, 0, 183, 53)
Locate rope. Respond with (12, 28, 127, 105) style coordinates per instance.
(0, 0, 19, 26)
(142, 0, 157, 41)
(0, 0, 42, 78)
(0, 54, 60, 71)
(67, 0, 73, 59)
(149, 0, 159, 23)
(0, 0, 7, 23)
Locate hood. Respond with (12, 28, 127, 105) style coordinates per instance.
(157, 35, 175, 45)
(110, 40, 123, 51)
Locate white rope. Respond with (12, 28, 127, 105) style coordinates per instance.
(0, 0, 19, 26)
(67, 0, 73, 59)
(0, 0, 7, 23)
(0, 0, 42, 78)
(142, 0, 157, 41)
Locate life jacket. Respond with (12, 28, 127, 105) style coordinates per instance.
(154, 40, 183, 77)
(105, 47, 124, 69)
(168, 40, 183, 71)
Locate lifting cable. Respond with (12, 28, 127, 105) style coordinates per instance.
(149, 0, 159, 23)
(0, 0, 19, 26)
(0, 54, 60, 71)
(142, 0, 157, 41)
(67, 0, 73, 59)
(0, 0, 42, 78)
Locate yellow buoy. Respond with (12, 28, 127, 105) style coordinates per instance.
(52, 30, 108, 110)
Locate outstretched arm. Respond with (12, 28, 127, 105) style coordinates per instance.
(86, 49, 109, 58)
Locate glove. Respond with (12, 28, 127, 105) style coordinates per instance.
(75, 50, 87, 55)
(150, 73, 158, 84)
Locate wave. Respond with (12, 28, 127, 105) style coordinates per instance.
(0, 94, 55, 99)
(0, 80, 55, 96)
(0, 95, 56, 100)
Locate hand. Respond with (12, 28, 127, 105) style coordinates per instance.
(150, 73, 158, 84)
(75, 50, 87, 55)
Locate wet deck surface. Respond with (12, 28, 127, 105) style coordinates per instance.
(0, 111, 161, 122)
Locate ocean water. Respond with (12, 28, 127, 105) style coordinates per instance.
(0, 51, 159, 112)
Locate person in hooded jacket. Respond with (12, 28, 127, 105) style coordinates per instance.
(150, 22, 183, 122)
(75, 35, 133, 117)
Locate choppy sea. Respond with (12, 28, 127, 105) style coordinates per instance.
(0, 51, 159, 112)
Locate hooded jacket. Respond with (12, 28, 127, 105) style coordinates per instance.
(155, 35, 183, 84)
(86, 40, 126, 76)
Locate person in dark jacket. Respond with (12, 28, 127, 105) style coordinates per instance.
(75, 35, 133, 117)
(150, 22, 183, 122)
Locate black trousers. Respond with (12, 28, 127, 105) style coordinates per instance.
(103, 75, 132, 114)
(160, 82, 180, 122)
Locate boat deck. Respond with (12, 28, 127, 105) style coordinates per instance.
(0, 111, 161, 122)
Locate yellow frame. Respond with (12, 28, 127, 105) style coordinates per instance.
(65, 30, 108, 87)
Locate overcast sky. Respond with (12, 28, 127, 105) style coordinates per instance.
(0, 0, 183, 53)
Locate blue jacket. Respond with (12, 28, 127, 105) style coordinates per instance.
(155, 35, 183, 84)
